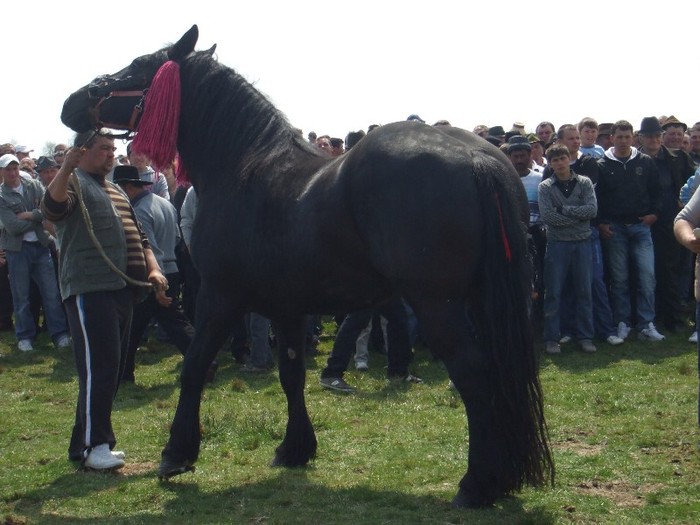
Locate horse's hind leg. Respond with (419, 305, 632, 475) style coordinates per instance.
(270, 316, 317, 467)
(408, 298, 511, 508)
(158, 282, 238, 479)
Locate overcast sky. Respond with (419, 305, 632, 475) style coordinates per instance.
(4, 1, 699, 156)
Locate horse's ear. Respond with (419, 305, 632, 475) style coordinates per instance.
(206, 44, 217, 57)
(169, 24, 199, 60)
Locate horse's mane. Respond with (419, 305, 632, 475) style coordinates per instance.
(178, 51, 321, 182)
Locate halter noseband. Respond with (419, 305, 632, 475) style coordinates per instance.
(88, 75, 148, 139)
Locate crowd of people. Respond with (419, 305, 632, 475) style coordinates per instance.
(2, 111, 700, 470)
(493, 116, 700, 356)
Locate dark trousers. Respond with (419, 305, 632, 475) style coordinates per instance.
(66, 288, 133, 461)
(0, 262, 13, 328)
(652, 221, 684, 330)
(123, 272, 194, 380)
(321, 297, 412, 379)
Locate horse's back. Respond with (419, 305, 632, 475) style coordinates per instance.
(333, 122, 522, 297)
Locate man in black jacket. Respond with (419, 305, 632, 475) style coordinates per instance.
(638, 116, 695, 333)
(596, 120, 665, 342)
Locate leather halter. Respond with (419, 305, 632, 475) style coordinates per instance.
(88, 75, 148, 139)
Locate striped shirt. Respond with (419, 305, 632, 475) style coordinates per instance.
(104, 183, 148, 282)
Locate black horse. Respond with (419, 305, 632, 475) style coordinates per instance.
(60, 25, 553, 508)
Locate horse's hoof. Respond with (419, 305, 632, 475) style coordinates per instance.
(270, 447, 313, 468)
(451, 488, 494, 509)
(270, 453, 284, 467)
(157, 458, 195, 480)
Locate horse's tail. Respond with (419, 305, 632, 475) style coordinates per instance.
(473, 160, 554, 493)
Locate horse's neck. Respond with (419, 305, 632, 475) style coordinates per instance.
(180, 59, 324, 188)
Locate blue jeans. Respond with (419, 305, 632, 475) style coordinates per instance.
(6, 241, 68, 341)
(590, 227, 617, 338)
(543, 239, 593, 342)
(560, 227, 617, 339)
(603, 222, 656, 329)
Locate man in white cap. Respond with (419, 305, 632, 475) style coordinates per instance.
(14, 145, 33, 161)
(0, 153, 70, 352)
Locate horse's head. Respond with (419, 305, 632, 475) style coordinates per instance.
(60, 25, 201, 135)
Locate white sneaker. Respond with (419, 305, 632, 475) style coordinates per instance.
(617, 322, 631, 341)
(111, 450, 126, 460)
(579, 340, 597, 353)
(559, 335, 572, 344)
(606, 335, 624, 346)
(355, 361, 369, 371)
(689, 332, 698, 343)
(639, 322, 665, 342)
(18, 339, 33, 352)
(84, 443, 125, 470)
(55, 334, 72, 349)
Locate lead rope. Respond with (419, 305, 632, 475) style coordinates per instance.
(71, 172, 153, 290)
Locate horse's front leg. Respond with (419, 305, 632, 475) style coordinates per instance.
(271, 316, 317, 467)
(158, 283, 239, 479)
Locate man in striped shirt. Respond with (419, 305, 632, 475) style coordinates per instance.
(42, 130, 168, 471)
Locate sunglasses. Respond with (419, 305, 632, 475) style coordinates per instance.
(53, 151, 66, 157)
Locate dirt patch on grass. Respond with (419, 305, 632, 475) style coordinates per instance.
(577, 480, 664, 508)
(556, 436, 604, 457)
(119, 461, 158, 476)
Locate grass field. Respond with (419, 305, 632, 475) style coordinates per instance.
(1, 320, 699, 524)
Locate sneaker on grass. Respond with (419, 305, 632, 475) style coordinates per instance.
(18, 339, 33, 352)
(617, 322, 632, 341)
(319, 376, 355, 393)
(55, 334, 72, 349)
(606, 335, 624, 345)
(638, 322, 665, 342)
(84, 443, 125, 471)
(579, 339, 597, 353)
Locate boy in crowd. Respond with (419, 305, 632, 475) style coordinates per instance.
(578, 117, 605, 158)
(538, 144, 598, 355)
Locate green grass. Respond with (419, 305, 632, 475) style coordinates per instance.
(1, 320, 699, 524)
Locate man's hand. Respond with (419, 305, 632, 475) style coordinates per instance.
(62, 147, 83, 172)
(639, 214, 658, 226)
(155, 289, 173, 307)
(598, 223, 613, 240)
(147, 269, 168, 292)
(16, 211, 34, 220)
